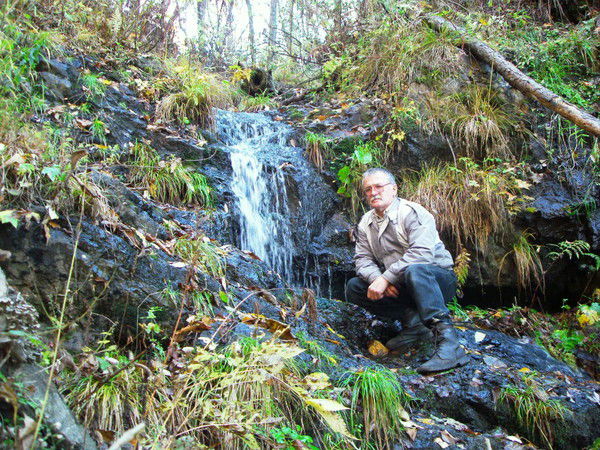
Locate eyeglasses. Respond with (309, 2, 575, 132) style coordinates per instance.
(363, 182, 392, 195)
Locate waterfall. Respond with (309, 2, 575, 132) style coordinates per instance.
(216, 110, 338, 293)
(230, 146, 293, 282)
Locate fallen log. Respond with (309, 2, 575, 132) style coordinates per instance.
(423, 14, 600, 137)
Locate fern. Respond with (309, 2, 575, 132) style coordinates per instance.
(547, 240, 590, 260)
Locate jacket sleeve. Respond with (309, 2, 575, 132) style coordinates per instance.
(381, 208, 439, 284)
(354, 224, 383, 284)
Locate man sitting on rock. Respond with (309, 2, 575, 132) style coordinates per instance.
(345, 168, 469, 373)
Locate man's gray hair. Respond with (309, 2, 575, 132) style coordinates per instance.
(362, 168, 396, 185)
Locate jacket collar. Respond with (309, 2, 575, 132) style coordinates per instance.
(365, 197, 401, 226)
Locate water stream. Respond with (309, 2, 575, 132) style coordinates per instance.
(216, 110, 338, 293)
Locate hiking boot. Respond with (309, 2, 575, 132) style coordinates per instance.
(416, 320, 469, 373)
(386, 323, 433, 351)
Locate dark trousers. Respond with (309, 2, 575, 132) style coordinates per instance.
(345, 264, 456, 326)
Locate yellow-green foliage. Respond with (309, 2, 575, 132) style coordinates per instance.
(344, 367, 411, 448)
(155, 62, 237, 128)
(63, 340, 144, 435)
(239, 93, 276, 112)
(499, 374, 566, 449)
(173, 236, 225, 279)
(399, 157, 529, 251)
(127, 142, 212, 206)
(145, 338, 353, 448)
(327, 19, 462, 95)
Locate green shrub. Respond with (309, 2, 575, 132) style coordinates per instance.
(127, 142, 212, 206)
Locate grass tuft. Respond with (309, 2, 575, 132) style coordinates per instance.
(399, 157, 529, 252)
(127, 142, 212, 206)
(344, 366, 411, 448)
(173, 236, 225, 279)
(304, 132, 330, 172)
(155, 63, 236, 129)
(498, 374, 566, 449)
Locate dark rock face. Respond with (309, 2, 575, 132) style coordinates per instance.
(6, 54, 598, 448)
(6, 363, 97, 450)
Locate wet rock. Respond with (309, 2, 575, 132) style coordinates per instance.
(5, 363, 97, 449)
(39, 71, 74, 101)
(0, 267, 40, 362)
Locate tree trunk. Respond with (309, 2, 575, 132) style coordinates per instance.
(333, 0, 342, 32)
(245, 0, 256, 65)
(267, 0, 279, 66)
(424, 14, 600, 137)
(197, 0, 208, 30)
(223, 0, 234, 52)
(287, 0, 295, 56)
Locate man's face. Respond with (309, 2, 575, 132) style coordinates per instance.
(362, 173, 398, 213)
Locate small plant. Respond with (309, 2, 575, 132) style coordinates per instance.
(90, 118, 107, 144)
(296, 331, 339, 367)
(498, 374, 566, 448)
(344, 367, 411, 448)
(270, 425, 318, 450)
(304, 132, 330, 172)
(80, 71, 108, 99)
(547, 240, 600, 271)
(127, 142, 212, 206)
(173, 236, 225, 279)
(63, 334, 144, 435)
(500, 231, 544, 291)
(240, 93, 275, 112)
(155, 63, 235, 128)
(337, 141, 382, 218)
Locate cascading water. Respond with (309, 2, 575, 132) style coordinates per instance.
(230, 148, 293, 281)
(216, 110, 338, 293)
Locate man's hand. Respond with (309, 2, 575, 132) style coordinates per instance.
(384, 284, 399, 298)
(367, 276, 390, 301)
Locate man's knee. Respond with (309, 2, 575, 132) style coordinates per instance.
(404, 264, 430, 283)
(345, 277, 368, 303)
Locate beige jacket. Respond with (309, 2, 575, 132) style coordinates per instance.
(354, 198, 453, 285)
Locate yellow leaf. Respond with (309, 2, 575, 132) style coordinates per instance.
(368, 340, 389, 357)
(417, 418, 435, 425)
(303, 372, 332, 390)
(313, 409, 355, 439)
(518, 367, 531, 373)
(304, 398, 348, 412)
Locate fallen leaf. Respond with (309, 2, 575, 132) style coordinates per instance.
(474, 332, 486, 343)
(303, 372, 332, 391)
(367, 340, 389, 357)
(70, 149, 88, 168)
(441, 430, 457, 444)
(405, 427, 417, 440)
(434, 437, 449, 448)
(0, 382, 19, 422)
(241, 314, 296, 340)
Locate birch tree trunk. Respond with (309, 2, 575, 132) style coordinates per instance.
(287, 0, 295, 56)
(245, 0, 256, 65)
(425, 14, 600, 137)
(267, 0, 279, 66)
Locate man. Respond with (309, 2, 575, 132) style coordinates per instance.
(345, 168, 469, 373)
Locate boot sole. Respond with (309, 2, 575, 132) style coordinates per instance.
(416, 354, 470, 374)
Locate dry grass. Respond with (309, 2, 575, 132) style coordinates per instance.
(427, 84, 515, 160)
(500, 230, 545, 291)
(155, 63, 236, 129)
(399, 158, 522, 251)
(341, 19, 463, 95)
